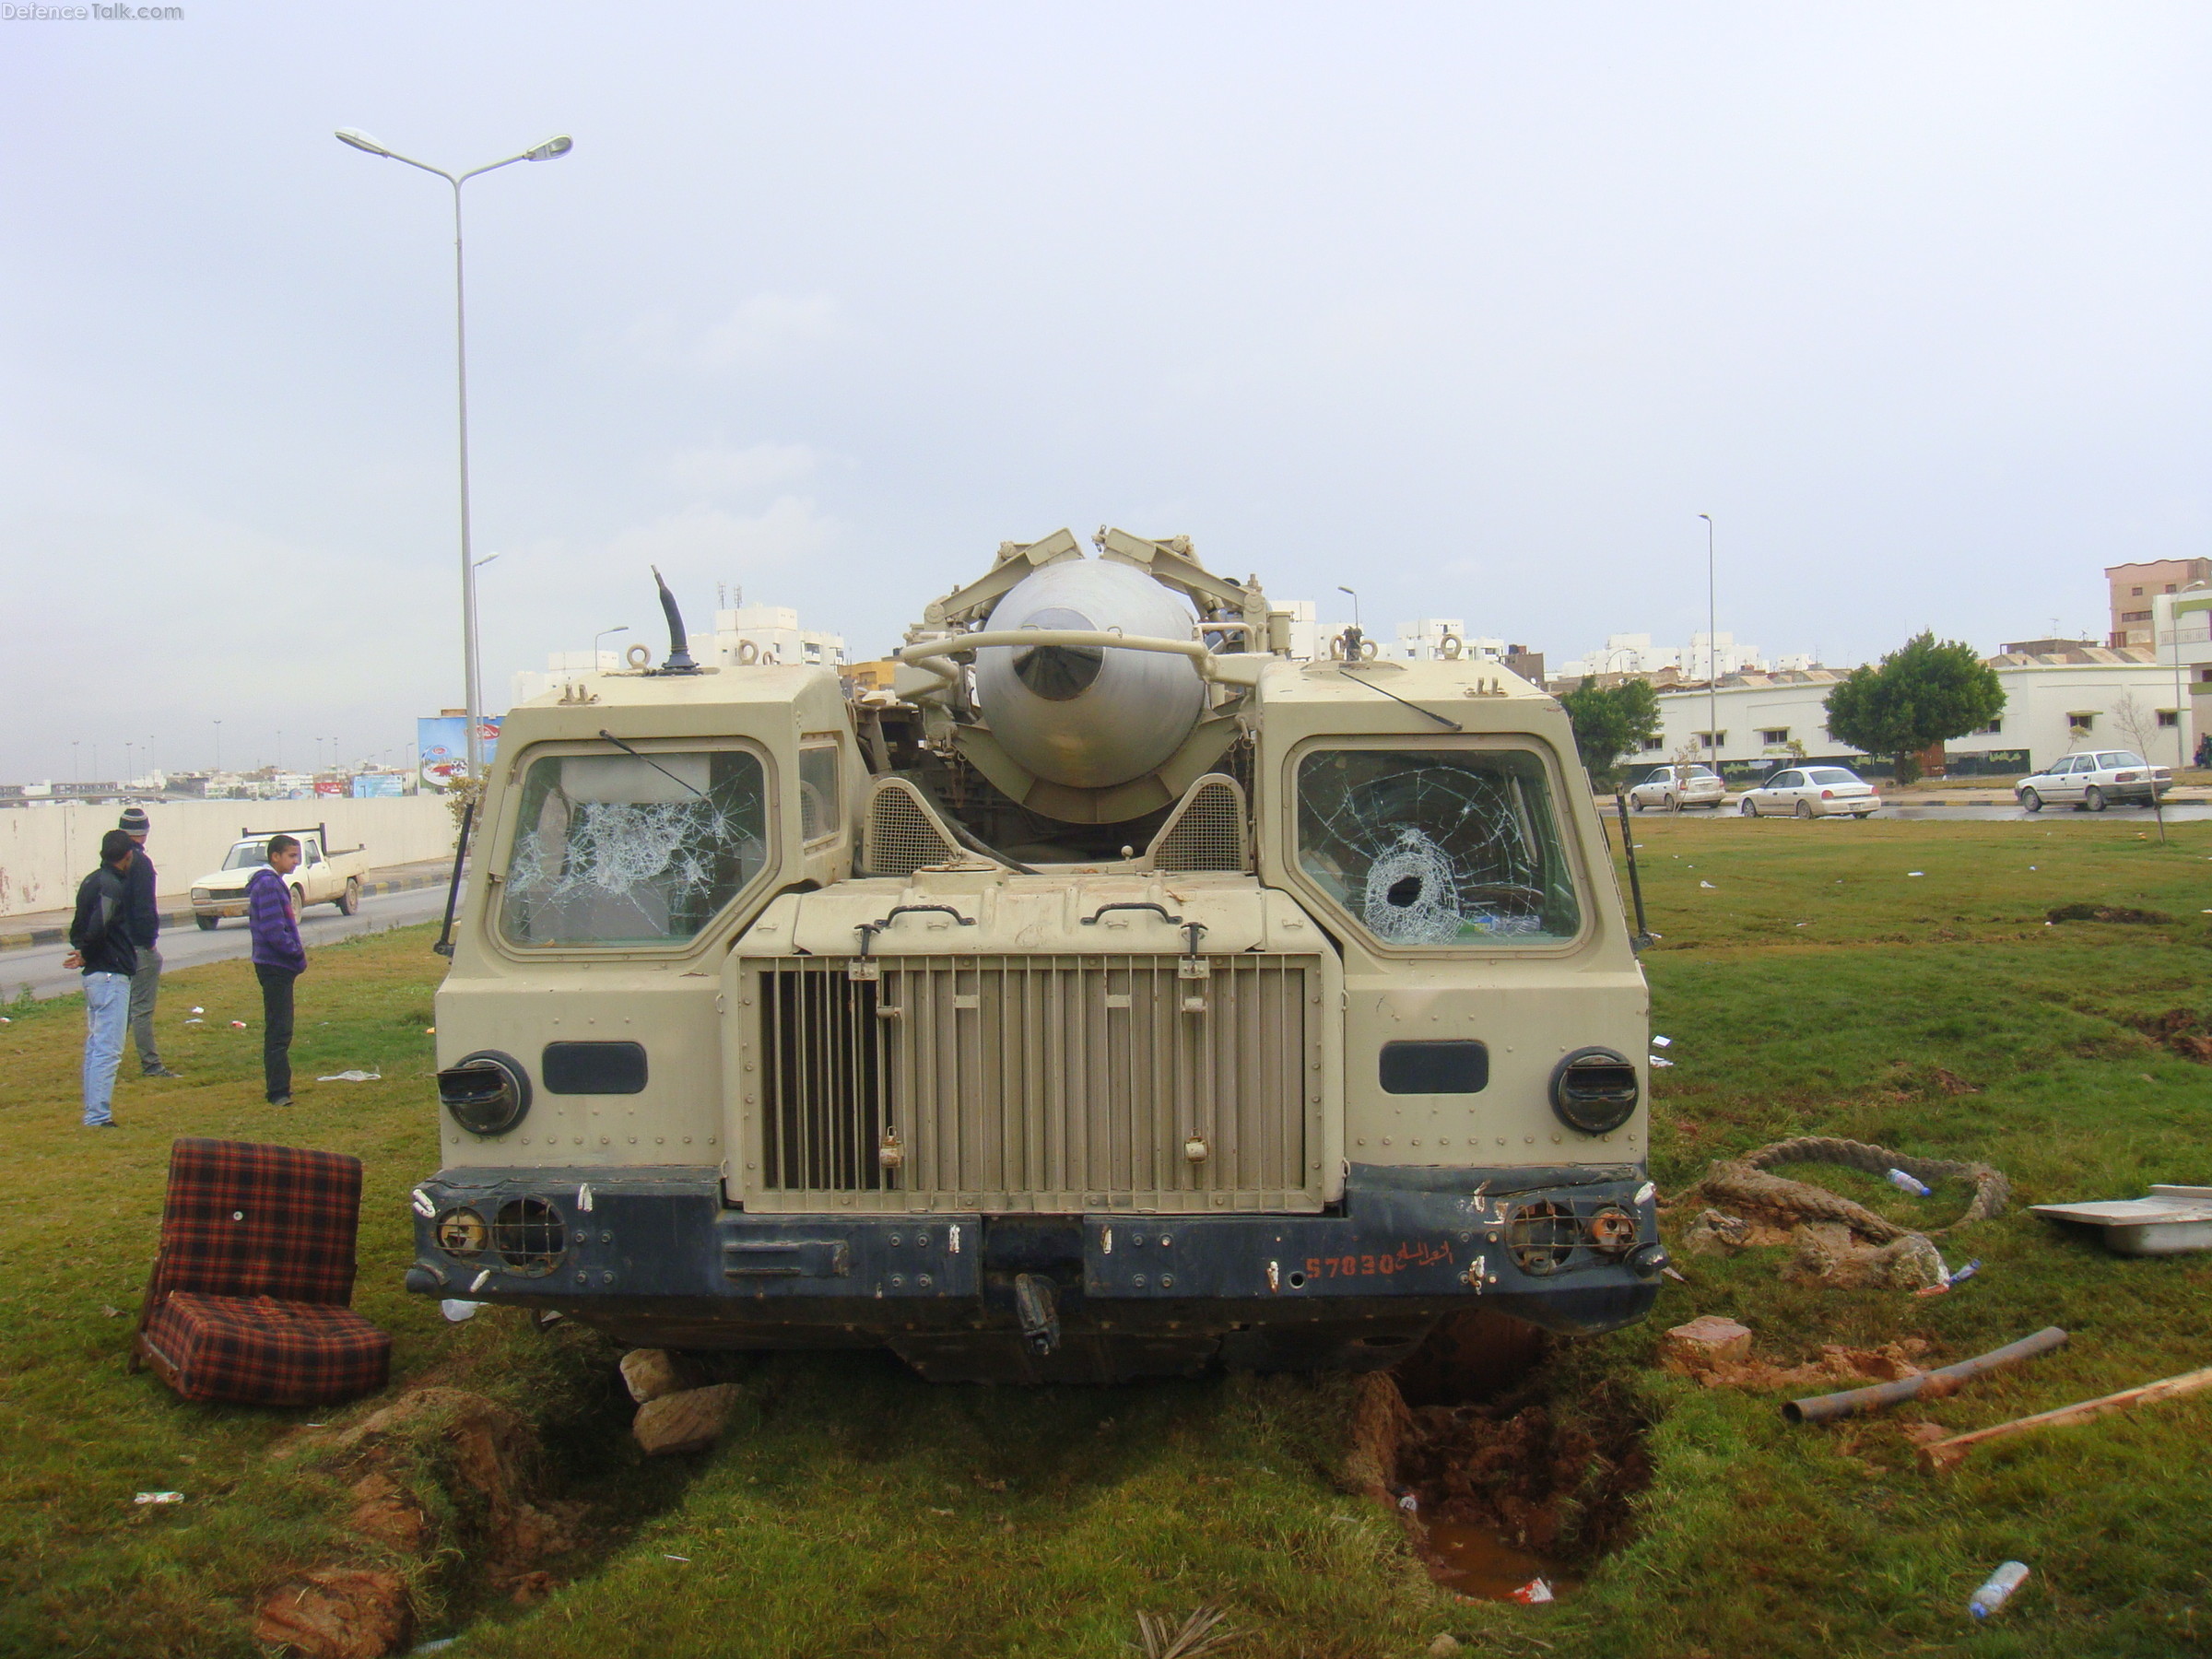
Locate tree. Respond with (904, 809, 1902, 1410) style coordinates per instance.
(1560, 677, 1663, 790)
(1823, 632, 2004, 786)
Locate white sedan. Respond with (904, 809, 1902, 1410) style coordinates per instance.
(1737, 765, 1881, 818)
(2016, 750, 2173, 812)
(1626, 763, 1727, 812)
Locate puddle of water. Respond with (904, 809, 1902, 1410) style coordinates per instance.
(1419, 1517, 1577, 1602)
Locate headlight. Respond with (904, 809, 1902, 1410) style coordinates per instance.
(438, 1050, 533, 1136)
(191, 888, 209, 901)
(435, 1207, 488, 1257)
(1549, 1047, 1640, 1135)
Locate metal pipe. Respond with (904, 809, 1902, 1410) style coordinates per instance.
(1783, 1325, 2068, 1425)
(897, 629, 1215, 687)
(1614, 792, 1651, 947)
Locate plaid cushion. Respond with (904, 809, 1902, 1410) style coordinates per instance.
(140, 1292, 392, 1406)
(151, 1138, 363, 1305)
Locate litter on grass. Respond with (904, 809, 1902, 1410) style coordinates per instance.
(1510, 1578, 1555, 1605)
(134, 1491, 184, 1505)
(1699, 880, 1716, 889)
(316, 1070, 382, 1082)
(2033, 1186, 2212, 1255)
(441, 1300, 481, 1322)
(229, 1020, 247, 1029)
(182, 1018, 203, 1025)
(190, 1006, 204, 1014)
(662, 1555, 690, 1563)
(1650, 1056, 1676, 1068)
(1651, 1034, 1672, 1048)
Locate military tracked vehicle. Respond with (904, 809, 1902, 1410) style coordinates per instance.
(407, 529, 1664, 1382)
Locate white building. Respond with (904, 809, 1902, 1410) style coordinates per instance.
(1558, 631, 1770, 680)
(2153, 583, 2212, 764)
(511, 604, 850, 706)
(1640, 647, 2184, 777)
(690, 604, 847, 673)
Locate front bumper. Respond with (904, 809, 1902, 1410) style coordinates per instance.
(406, 1162, 1664, 1375)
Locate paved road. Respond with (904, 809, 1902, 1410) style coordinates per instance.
(0, 880, 462, 1003)
(1865, 803, 2206, 822)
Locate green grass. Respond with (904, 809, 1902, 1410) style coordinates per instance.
(3, 817, 2211, 1656)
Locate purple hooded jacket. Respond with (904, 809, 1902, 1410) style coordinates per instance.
(246, 865, 307, 973)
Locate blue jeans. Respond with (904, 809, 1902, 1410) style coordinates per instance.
(82, 971, 130, 1125)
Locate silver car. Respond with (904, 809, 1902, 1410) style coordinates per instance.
(1627, 762, 1726, 812)
(1737, 764, 1880, 818)
(2017, 750, 2174, 812)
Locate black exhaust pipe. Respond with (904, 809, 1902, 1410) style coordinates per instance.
(653, 565, 699, 673)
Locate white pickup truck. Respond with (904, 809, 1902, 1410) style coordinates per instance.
(188, 825, 372, 930)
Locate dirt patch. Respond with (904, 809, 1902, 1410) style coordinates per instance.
(2132, 1007, 2212, 1064)
(2047, 902, 2172, 925)
(1665, 1334, 1931, 1392)
(1348, 1309, 1653, 1601)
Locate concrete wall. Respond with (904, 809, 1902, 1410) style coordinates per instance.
(0, 796, 459, 918)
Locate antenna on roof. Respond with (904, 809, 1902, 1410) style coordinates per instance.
(651, 566, 699, 673)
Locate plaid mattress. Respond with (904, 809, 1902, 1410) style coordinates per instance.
(147, 1138, 364, 1305)
(135, 1139, 389, 1407)
(139, 1292, 391, 1406)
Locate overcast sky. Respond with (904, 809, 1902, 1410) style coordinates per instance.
(5, 3, 2208, 779)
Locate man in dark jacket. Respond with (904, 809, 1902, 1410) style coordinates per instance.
(63, 829, 140, 1128)
(246, 832, 308, 1105)
(118, 806, 178, 1078)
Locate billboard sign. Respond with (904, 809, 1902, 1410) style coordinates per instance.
(351, 772, 406, 798)
(418, 715, 501, 793)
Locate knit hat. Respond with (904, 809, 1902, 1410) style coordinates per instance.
(119, 806, 151, 836)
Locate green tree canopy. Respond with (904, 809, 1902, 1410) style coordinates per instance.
(1560, 677, 1662, 790)
(1822, 631, 2005, 784)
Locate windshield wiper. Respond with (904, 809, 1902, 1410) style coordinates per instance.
(1337, 665, 1463, 732)
(597, 729, 710, 799)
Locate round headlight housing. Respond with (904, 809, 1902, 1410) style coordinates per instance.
(435, 1206, 488, 1257)
(438, 1050, 532, 1136)
(1549, 1047, 1640, 1135)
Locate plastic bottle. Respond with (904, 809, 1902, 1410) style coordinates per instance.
(1886, 1169, 1932, 1197)
(1968, 1561, 2030, 1619)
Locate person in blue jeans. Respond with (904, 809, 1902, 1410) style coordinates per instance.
(63, 830, 141, 1129)
(246, 833, 308, 1105)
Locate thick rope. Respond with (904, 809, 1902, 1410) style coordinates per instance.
(1694, 1135, 2008, 1243)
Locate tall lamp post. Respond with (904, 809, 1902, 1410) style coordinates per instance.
(335, 125, 573, 780)
(592, 624, 629, 676)
(1697, 513, 1718, 775)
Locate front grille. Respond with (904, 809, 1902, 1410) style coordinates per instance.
(742, 954, 1324, 1213)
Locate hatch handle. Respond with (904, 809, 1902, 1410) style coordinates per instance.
(855, 904, 975, 959)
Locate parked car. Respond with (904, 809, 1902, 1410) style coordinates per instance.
(1626, 762, 1726, 812)
(2016, 751, 2174, 813)
(1736, 765, 1880, 818)
(189, 825, 371, 929)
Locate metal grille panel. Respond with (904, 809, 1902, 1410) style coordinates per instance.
(743, 954, 1323, 1213)
(1150, 773, 1248, 872)
(863, 778, 963, 877)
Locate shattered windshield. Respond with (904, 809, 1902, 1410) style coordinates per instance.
(499, 748, 769, 947)
(1296, 747, 1583, 947)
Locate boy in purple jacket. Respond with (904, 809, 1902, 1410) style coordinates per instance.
(246, 833, 308, 1105)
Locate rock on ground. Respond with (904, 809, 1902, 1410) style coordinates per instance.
(1663, 1315, 1753, 1371)
(633, 1382, 744, 1455)
(619, 1347, 709, 1403)
(252, 1568, 411, 1659)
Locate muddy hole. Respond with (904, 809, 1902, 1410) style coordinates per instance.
(1370, 1309, 1653, 1602)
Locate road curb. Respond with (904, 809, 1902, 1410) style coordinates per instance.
(0, 873, 448, 955)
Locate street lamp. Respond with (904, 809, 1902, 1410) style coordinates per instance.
(1697, 514, 1717, 773)
(212, 719, 222, 775)
(593, 624, 629, 675)
(335, 125, 573, 780)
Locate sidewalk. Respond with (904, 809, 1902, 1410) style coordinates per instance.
(0, 857, 457, 952)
